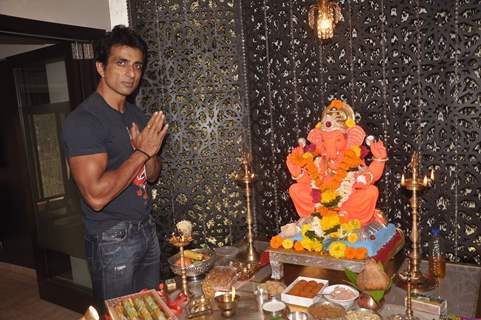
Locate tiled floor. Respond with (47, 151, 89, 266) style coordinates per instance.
(0, 262, 81, 320)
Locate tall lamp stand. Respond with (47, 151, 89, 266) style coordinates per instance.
(169, 234, 192, 297)
(234, 153, 258, 268)
(396, 152, 436, 292)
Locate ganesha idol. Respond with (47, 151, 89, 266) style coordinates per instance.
(276, 99, 403, 259)
(287, 99, 387, 225)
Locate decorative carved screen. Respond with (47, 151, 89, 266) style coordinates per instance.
(129, 0, 480, 269)
(129, 0, 251, 276)
(243, 0, 481, 264)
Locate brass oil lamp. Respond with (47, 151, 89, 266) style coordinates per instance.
(396, 151, 436, 292)
(234, 152, 258, 270)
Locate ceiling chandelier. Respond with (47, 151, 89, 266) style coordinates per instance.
(308, 0, 344, 40)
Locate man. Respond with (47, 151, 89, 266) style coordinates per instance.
(62, 25, 168, 310)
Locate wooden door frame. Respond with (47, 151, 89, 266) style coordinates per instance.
(1, 14, 105, 313)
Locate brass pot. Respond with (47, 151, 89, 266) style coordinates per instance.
(215, 294, 239, 318)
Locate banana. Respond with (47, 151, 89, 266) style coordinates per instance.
(184, 250, 204, 261)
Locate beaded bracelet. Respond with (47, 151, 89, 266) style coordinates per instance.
(135, 148, 151, 160)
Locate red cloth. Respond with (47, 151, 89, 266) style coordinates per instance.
(259, 249, 270, 266)
(373, 229, 402, 263)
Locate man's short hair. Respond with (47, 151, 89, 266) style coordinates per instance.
(95, 25, 148, 65)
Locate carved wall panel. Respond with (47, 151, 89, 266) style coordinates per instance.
(243, 0, 481, 264)
(129, 0, 480, 269)
(129, 0, 250, 276)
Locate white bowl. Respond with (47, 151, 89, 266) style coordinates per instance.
(322, 284, 359, 309)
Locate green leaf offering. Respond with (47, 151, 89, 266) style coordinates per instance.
(344, 266, 388, 304)
(365, 289, 385, 303)
(344, 268, 359, 289)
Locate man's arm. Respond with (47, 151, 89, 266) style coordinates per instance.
(145, 156, 161, 183)
(69, 111, 168, 211)
(69, 151, 149, 211)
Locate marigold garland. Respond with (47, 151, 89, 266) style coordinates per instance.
(354, 247, 368, 260)
(270, 235, 283, 249)
(312, 241, 323, 252)
(347, 233, 359, 243)
(288, 146, 361, 204)
(316, 207, 338, 217)
(344, 247, 356, 259)
(301, 238, 313, 251)
(294, 241, 304, 252)
(281, 239, 294, 249)
(343, 246, 368, 260)
(328, 241, 346, 259)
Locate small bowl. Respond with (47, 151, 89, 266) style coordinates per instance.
(214, 294, 239, 317)
(322, 284, 359, 309)
(307, 300, 346, 320)
(262, 297, 288, 319)
(357, 292, 383, 311)
(214, 246, 239, 265)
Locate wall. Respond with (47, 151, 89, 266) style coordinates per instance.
(129, 0, 250, 277)
(108, 0, 129, 28)
(129, 0, 480, 266)
(243, 0, 481, 264)
(0, 0, 111, 30)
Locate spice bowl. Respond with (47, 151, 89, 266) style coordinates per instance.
(262, 297, 288, 320)
(214, 294, 239, 317)
(322, 284, 359, 309)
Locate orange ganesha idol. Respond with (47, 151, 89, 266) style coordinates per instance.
(286, 99, 387, 225)
(276, 100, 403, 260)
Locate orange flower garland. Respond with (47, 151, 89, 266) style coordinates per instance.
(293, 241, 304, 252)
(354, 247, 368, 260)
(316, 206, 338, 217)
(344, 247, 356, 259)
(270, 235, 283, 249)
(288, 146, 361, 197)
(343, 247, 368, 260)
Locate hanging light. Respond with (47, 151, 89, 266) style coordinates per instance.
(308, 0, 344, 40)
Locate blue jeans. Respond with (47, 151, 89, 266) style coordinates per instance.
(85, 217, 160, 312)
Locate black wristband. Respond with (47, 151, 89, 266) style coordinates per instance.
(135, 148, 151, 160)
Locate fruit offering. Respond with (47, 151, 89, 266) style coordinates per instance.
(175, 249, 209, 266)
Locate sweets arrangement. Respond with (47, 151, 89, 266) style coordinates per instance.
(106, 290, 175, 320)
(201, 266, 238, 300)
(287, 280, 324, 298)
(112, 294, 167, 320)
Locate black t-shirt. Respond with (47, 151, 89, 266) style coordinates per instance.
(62, 92, 151, 235)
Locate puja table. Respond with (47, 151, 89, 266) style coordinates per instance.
(177, 242, 481, 319)
(268, 248, 367, 278)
